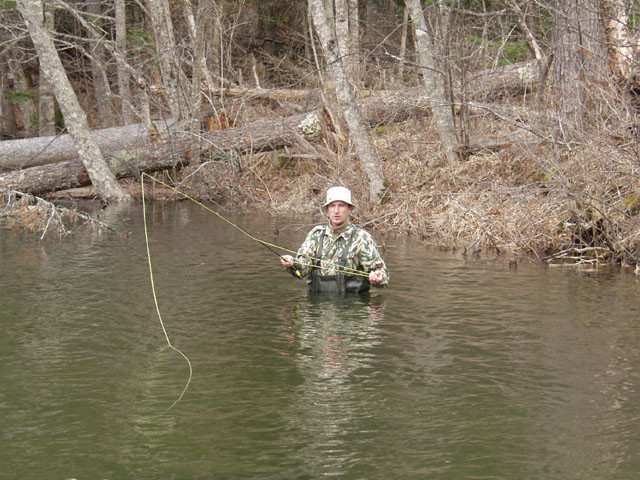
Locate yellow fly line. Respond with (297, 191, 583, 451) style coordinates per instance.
(140, 172, 370, 408)
(141, 177, 192, 410)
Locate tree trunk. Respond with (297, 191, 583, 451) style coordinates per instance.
(115, 0, 134, 124)
(0, 61, 18, 140)
(0, 91, 420, 171)
(7, 57, 37, 137)
(308, 0, 385, 203)
(335, 0, 350, 73)
(0, 89, 545, 195)
(146, 0, 187, 120)
(551, 0, 602, 138)
(187, 0, 207, 165)
(397, 5, 409, 81)
(38, 1, 56, 136)
(1, 70, 544, 171)
(601, 0, 634, 83)
(16, 0, 131, 202)
(347, 0, 360, 78)
(406, 0, 459, 166)
(0, 121, 175, 170)
(85, 0, 117, 128)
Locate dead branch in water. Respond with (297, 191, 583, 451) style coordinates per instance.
(1, 189, 118, 238)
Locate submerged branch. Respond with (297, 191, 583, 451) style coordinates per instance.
(1, 188, 119, 237)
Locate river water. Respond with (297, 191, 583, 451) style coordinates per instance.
(2, 201, 640, 479)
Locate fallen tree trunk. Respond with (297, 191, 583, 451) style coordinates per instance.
(0, 119, 179, 171)
(0, 90, 437, 194)
(0, 111, 319, 194)
(0, 72, 550, 195)
(463, 59, 548, 100)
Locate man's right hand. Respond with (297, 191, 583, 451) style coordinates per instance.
(280, 255, 294, 268)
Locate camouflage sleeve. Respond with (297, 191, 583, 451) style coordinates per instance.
(294, 226, 324, 276)
(355, 229, 389, 286)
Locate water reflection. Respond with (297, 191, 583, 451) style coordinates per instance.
(283, 292, 385, 476)
(292, 292, 384, 379)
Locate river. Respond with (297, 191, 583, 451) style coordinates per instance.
(2, 201, 640, 479)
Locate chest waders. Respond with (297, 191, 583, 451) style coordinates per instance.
(307, 227, 371, 294)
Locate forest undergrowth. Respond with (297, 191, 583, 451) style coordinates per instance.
(169, 103, 640, 268)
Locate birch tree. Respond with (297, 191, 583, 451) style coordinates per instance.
(186, 0, 207, 165)
(308, 0, 385, 203)
(16, 0, 131, 202)
(601, 0, 635, 83)
(335, 0, 350, 72)
(405, 0, 458, 166)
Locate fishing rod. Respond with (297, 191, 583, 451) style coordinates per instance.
(140, 173, 370, 278)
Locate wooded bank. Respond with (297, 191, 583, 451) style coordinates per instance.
(0, 58, 547, 194)
(3, 1, 640, 266)
(1, 58, 542, 171)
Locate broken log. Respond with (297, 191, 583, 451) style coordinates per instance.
(0, 119, 178, 171)
(0, 111, 319, 194)
(463, 58, 550, 100)
(0, 73, 548, 195)
(0, 90, 433, 173)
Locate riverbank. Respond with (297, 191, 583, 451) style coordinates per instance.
(143, 113, 639, 268)
(3, 111, 638, 268)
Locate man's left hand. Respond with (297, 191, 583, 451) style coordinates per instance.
(369, 270, 384, 285)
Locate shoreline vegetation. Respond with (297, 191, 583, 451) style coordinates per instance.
(3, 105, 640, 270)
(2, 2, 640, 269)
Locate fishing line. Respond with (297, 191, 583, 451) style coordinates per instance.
(139, 172, 373, 407)
(141, 177, 192, 410)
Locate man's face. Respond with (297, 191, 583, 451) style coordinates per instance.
(327, 201, 352, 229)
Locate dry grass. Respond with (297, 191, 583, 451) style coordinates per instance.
(172, 103, 640, 266)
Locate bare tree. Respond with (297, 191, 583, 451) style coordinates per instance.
(85, 0, 117, 127)
(347, 0, 360, 78)
(0, 61, 18, 139)
(146, 0, 188, 120)
(405, 0, 459, 166)
(37, 1, 56, 136)
(114, 0, 134, 124)
(16, 0, 131, 202)
(308, 0, 385, 203)
(186, 0, 208, 165)
(7, 55, 37, 137)
(601, 0, 635, 83)
(397, 4, 410, 81)
(550, 0, 603, 136)
(335, 0, 350, 74)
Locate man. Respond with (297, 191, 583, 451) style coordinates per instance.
(280, 186, 389, 293)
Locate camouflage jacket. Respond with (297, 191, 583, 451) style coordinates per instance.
(294, 223, 389, 286)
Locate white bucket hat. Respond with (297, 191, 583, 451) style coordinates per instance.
(323, 186, 354, 208)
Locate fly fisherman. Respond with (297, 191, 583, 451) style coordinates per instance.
(280, 186, 389, 293)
